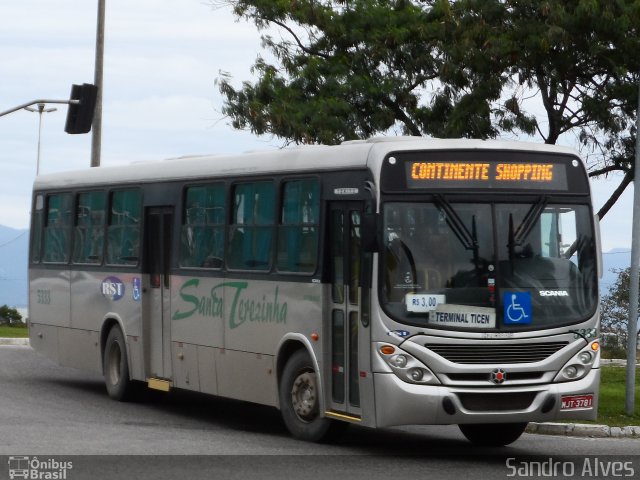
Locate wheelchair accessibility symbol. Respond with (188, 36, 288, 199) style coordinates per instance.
(504, 292, 532, 325)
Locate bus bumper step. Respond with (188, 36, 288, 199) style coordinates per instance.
(147, 378, 172, 392)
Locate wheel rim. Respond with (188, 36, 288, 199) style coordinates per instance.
(107, 340, 122, 386)
(291, 370, 319, 422)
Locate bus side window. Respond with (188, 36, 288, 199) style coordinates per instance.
(277, 179, 319, 273)
(107, 189, 141, 266)
(43, 193, 73, 264)
(227, 181, 275, 271)
(73, 191, 106, 264)
(180, 184, 225, 269)
(30, 194, 45, 263)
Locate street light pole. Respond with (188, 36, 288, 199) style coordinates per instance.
(24, 103, 57, 175)
(91, 0, 105, 168)
(626, 82, 640, 416)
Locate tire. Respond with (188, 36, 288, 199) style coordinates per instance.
(103, 326, 136, 401)
(279, 349, 348, 442)
(458, 422, 528, 446)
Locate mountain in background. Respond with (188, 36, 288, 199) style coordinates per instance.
(0, 223, 631, 309)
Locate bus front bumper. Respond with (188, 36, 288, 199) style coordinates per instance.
(372, 368, 600, 428)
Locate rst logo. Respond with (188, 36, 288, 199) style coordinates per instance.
(101, 277, 125, 301)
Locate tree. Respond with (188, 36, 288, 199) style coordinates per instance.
(0, 305, 23, 326)
(474, 0, 640, 220)
(600, 267, 640, 352)
(215, 0, 640, 218)
(216, 0, 501, 144)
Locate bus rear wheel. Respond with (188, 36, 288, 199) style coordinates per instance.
(103, 326, 136, 401)
(279, 350, 347, 442)
(458, 422, 528, 446)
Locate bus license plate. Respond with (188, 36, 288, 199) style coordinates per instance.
(560, 394, 593, 410)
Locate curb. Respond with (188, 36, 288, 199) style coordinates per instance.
(0, 337, 29, 346)
(601, 359, 640, 367)
(527, 422, 640, 439)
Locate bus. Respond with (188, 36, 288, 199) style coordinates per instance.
(28, 137, 601, 446)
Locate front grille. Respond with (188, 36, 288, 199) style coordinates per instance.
(457, 392, 537, 411)
(424, 342, 568, 364)
(446, 371, 544, 382)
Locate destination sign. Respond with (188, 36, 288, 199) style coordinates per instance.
(405, 160, 567, 190)
(428, 304, 496, 329)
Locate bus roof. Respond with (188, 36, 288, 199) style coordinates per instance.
(33, 137, 581, 190)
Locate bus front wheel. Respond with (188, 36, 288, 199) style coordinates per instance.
(458, 422, 528, 446)
(279, 350, 347, 442)
(103, 326, 136, 401)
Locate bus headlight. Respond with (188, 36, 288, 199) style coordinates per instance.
(554, 340, 599, 383)
(389, 354, 408, 368)
(378, 344, 440, 385)
(561, 365, 582, 379)
(409, 368, 425, 382)
(578, 351, 593, 364)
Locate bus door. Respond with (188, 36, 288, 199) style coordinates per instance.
(144, 207, 174, 381)
(327, 202, 363, 418)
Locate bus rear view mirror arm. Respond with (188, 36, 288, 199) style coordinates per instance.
(362, 212, 380, 253)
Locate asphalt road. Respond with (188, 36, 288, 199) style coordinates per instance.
(1, 345, 638, 480)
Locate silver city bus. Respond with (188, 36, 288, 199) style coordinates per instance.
(28, 137, 601, 446)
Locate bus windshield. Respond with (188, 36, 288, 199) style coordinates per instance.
(381, 200, 598, 330)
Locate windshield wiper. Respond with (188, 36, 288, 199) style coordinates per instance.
(434, 195, 480, 271)
(508, 196, 549, 260)
(434, 195, 477, 250)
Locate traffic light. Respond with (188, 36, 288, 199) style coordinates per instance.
(64, 83, 98, 134)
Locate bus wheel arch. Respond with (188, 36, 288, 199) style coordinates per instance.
(100, 317, 123, 371)
(101, 319, 136, 401)
(276, 339, 313, 393)
(277, 343, 347, 442)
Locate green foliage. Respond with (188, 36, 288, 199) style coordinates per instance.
(600, 345, 628, 360)
(216, 0, 640, 187)
(216, 0, 501, 144)
(0, 305, 23, 326)
(600, 267, 637, 348)
(0, 325, 28, 338)
(594, 366, 640, 427)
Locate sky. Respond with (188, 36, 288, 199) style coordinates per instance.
(0, 0, 634, 253)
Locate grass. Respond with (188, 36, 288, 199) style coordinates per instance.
(589, 365, 640, 427)
(0, 324, 28, 338)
